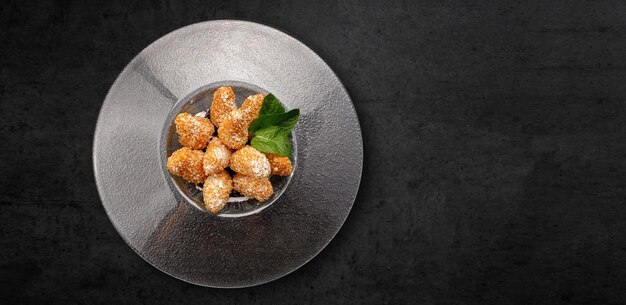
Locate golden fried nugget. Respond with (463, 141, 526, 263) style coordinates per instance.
(240, 93, 266, 121)
(210, 86, 236, 128)
(203, 137, 231, 175)
(202, 170, 232, 213)
(264, 153, 293, 176)
(218, 110, 249, 150)
(233, 174, 273, 202)
(166, 147, 206, 184)
(229, 145, 271, 178)
(174, 113, 214, 150)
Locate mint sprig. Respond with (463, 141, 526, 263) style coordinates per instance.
(248, 109, 300, 134)
(248, 94, 299, 157)
(259, 94, 285, 115)
(250, 126, 292, 157)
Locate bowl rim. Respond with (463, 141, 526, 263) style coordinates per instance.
(160, 80, 298, 218)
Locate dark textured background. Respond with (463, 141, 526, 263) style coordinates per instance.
(2, 0, 626, 304)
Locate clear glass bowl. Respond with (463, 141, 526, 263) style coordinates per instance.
(161, 81, 296, 217)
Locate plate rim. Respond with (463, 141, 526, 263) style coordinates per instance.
(92, 19, 363, 288)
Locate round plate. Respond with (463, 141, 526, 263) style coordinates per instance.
(93, 20, 363, 288)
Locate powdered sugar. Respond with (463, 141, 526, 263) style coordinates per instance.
(227, 196, 249, 203)
(249, 158, 270, 176)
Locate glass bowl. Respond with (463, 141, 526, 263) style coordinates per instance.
(161, 81, 296, 217)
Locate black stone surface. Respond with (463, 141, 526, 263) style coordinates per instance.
(1, 1, 626, 304)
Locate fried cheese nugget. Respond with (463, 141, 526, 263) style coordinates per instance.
(202, 170, 232, 213)
(203, 137, 231, 175)
(233, 174, 273, 202)
(175, 113, 215, 150)
(240, 93, 265, 121)
(210, 86, 236, 128)
(218, 110, 249, 149)
(166, 147, 206, 184)
(264, 153, 293, 176)
(229, 145, 271, 178)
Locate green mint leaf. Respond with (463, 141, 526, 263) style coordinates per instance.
(250, 126, 292, 157)
(248, 109, 300, 134)
(275, 109, 299, 132)
(259, 94, 285, 116)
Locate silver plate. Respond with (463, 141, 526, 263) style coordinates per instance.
(93, 20, 363, 288)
